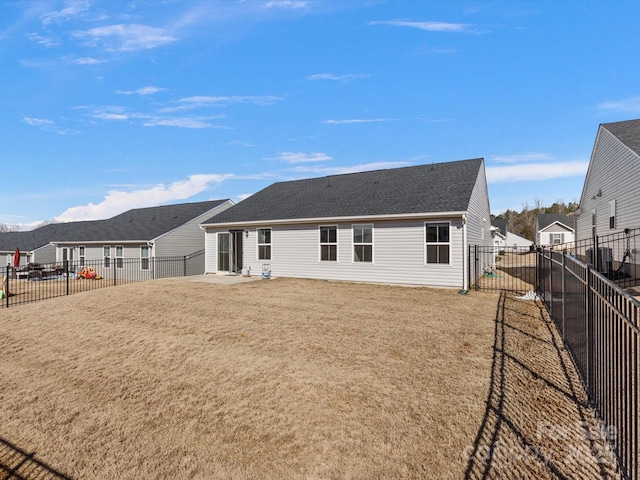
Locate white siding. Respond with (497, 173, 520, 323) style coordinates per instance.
(576, 127, 640, 241)
(537, 224, 575, 247)
(205, 217, 466, 287)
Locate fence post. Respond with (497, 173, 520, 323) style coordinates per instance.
(585, 264, 593, 401)
(549, 250, 553, 319)
(113, 259, 117, 287)
(561, 252, 566, 341)
(4, 262, 9, 308)
(184, 255, 187, 277)
(474, 245, 478, 291)
(65, 260, 69, 296)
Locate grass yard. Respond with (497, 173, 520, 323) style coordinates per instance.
(0, 278, 620, 479)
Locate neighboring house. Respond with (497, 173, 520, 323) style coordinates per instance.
(1, 200, 233, 277)
(536, 213, 575, 248)
(574, 119, 640, 241)
(490, 218, 533, 250)
(506, 231, 533, 249)
(200, 158, 492, 289)
(491, 219, 507, 250)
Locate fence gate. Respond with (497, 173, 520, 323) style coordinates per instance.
(469, 245, 537, 294)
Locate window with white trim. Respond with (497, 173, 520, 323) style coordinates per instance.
(79, 245, 85, 267)
(116, 245, 124, 268)
(258, 228, 271, 260)
(141, 246, 150, 270)
(103, 245, 111, 268)
(320, 226, 337, 261)
(551, 233, 563, 245)
(353, 224, 373, 262)
(425, 222, 450, 264)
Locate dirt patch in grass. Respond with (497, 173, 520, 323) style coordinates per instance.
(0, 278, 620, 479)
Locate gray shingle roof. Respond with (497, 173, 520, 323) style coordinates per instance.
(537, 213, 574, 231)
(204, 158, 483, 225)
(602, 119, 640, 157)
(491, 218, 507, 235)
(0, 200, 229, 252)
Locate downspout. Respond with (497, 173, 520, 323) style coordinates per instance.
(462, 214, 468, 291)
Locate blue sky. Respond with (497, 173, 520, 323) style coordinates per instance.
(2, 0, 640, 228)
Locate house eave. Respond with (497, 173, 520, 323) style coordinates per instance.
(200, 210, 468, 229)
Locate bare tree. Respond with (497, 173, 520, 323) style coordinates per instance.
(0, 224, 20, 232)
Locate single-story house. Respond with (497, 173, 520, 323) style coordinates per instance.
(200, 158, 492, 289)
(1, 200, 233, 278)
(536, 213, 575, 248)
(574, 119, 640, 240)
(491, 218, 533, 250)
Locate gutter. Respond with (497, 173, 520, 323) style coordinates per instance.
(200, 210, 468, 229)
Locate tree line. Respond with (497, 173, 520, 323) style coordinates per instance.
(492, 200, 578, 242)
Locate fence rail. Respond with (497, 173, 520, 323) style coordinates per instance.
(1, 250, 205, 309)
(537, 248, 639, 480)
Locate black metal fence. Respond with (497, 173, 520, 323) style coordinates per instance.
(567, 227, 640, 289)
(537, 248, 639, 480)
(469, 245, 537, 294)
(1, 249, 205, 309)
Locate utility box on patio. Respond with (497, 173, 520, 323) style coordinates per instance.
(262, 264, 271, 279)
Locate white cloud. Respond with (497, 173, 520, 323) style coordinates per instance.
(598, 95, 640, 113)
(486, 161, 589, 183)
(322, 118, 395, 124)
(23, 116, 53, 127)
(42, 1, 92, 25)
(275, 152, 332, 163)
(73, 56, 105, 65)
(72, 24, 177, 52)
(370, 20, 470, 32)
(163, 95, 283, 112)
(491, 152, 554, 164)
(116, 86, 165, 95)
(54, 174, 233, 222)
(27, 32, 60, 47)
(143, 117, 231, 129)
(265, 1, 308, 9)
(307, 73, 370, 83)
(291, 161, 411, 176)
(237, 193, 254, 201)
(23, 116, 77, 135)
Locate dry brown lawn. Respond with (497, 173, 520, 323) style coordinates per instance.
(0, 278, 620, 479)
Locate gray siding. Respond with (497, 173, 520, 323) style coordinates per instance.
(576, 127, 640, 241)
(205, 217, 466, 287)
(154, 200, 233, 257)
(465, 163, 492, 248)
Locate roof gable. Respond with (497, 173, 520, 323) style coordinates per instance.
(204, 158, 484, 225)
(536, 213, 575, 232)
(602, 119, 640, 157)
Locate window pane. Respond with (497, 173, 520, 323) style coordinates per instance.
(425, 225, 437, 243)
(354, 226, 364, 244)
(438, 224, 449, 243)
(259, 245, 271, 260)
(438, 245, 449, 263)
(362, 226, 372, 243)
(354, 245, 372, 262)
(104, 246, 110, 256)
(426, 245, 438, 264)
(116, 257, 123, 269)
(116, 246, 123, 256)
(320, 226, 337, 244)
(321, 245, 337, 261)
(141, 258, 149, 270)
(258, 228, 271, 244)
